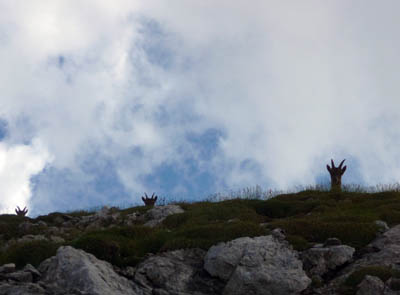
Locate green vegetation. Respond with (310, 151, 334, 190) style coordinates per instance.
(340, 265, 400, 294)
(0, 240, 59, 268)
(1, 186, 400, 269)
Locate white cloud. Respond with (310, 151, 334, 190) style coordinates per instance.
(0, 139, 52, 215)
(1, 1, 400, 214)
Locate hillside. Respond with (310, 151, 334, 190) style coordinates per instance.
(1, 189, 400, 294)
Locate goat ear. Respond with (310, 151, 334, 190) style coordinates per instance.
(142, 197, 145, 202)
(341, 166, 347, 174)
(327, 165, 331, 172)
(154, 196, 158, 201)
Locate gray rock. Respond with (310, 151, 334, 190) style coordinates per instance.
(0, 263, 16, 273)
(371, 224, 400, 251)
(38, 246, 138, 295)
(5, 271, 33, 282)
(23, 264, 41, 282)
(204, 235, 311, 295)
(302, 245, 355, 276)
(95, 206, 120, 220)
(123, 212, 140, 226)
(271, 228, 286, 241)
(144, 205, 184, 227)
(47, 226, 62, 235)
(36, 221, 47, 227)
(134, 248, 223, 295)
(317, 224, 400, 294)
(356, 275, 385, 295)
(375, 220, 390, 234)
(17, 234, 47, 244)
(0, 282, 46, 295)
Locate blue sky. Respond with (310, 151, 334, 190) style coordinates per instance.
(1, 1, 400, 216)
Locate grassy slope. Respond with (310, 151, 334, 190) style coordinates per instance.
(1, 189, 400, 270)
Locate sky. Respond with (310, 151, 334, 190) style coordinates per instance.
(1, 1, 400, 217)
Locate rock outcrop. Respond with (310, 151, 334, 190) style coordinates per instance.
(0, 233, 312, 295)
(312, 224, 400, 294)
(204, 235, 311, 295)
(3, 205, 400, 295)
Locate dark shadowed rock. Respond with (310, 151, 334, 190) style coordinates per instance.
(313, 225, 400, 294)
(356, 275, 385, 295)
(0, 282, 47, 295)
(371, 224, 400, 251)
(134, 248, 224, 295)
(323, 238, 342, 247)
(301, 244, 355, 276)
(204, 235, 311, 295)
(0, 263, 16, 273)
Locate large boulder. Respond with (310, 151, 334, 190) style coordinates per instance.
(204, 235, 311, 295)
(134, 248, 224, 295)
(38, 246, 138, 295)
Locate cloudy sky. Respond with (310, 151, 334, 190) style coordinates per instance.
(1, 1, 400, 216)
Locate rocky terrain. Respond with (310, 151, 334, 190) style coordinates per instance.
(1, 190, 400, 294)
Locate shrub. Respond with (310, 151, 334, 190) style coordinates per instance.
(286, 235, 310, 251)
(71, 235, 123, 265)
(71, 226, 170, 267)
(344, 265, 400, 288)
(0, 215, 30, 239)
(256, 199, 318, 218)
(170, 221, 267, 250)
(271, 219, 378, 249)
(0, 240, 59, 269)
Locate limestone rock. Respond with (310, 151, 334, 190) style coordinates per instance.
(144, 205, 184, 227)
(204, 235, 311, 295)
(134, 248, 223, 295)
(356, 275, 385, 295)
(0, 282, 47, 295)
(302, 244, 355, 276)
(23, 264, 41, 282)
(371, 224, 400, 251)
(38, 246, 138, 295)
(375, 220, 390, 233)
(0, 263, 16, 273)
(316, 225, 400, 294)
